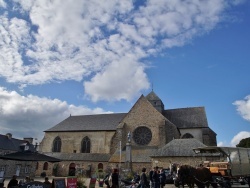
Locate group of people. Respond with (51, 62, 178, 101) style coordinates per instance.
(7, 175, 51, 188)
(149, 166, 166, 188)
(130, 166, 166, 188)
(105, 166, 166, 188)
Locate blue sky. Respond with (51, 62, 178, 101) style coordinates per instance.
(0, 0, 249, 146)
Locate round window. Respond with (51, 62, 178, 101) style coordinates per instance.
(133, 126, 152, 145)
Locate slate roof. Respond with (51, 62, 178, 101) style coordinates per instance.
(152, 138, 207, 157)
(46, 107, 208, 132)
(164, 107, 208, 128)
(146, 91, 162, 101)
(109, 146, 158, 163)
(0, 134, 28, 151)
(42, 152, 111, 162)
(45, 113, 127, 132)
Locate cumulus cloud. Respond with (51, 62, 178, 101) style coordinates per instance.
(233, 95, 250, 121)
(0, 87, 109, 141)
(230, 131, 250, 146)
(0, 0, 245, 102)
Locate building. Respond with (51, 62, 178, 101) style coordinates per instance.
(38, 91, 217, 177)
(0, 133, 36, 178)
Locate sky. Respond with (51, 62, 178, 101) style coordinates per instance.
(0, 0, 249, 146)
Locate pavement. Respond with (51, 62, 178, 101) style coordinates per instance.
(2, 177, 249, 188)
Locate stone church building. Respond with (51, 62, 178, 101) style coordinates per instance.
(37, 91, 217, 177)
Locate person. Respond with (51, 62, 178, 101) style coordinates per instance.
(149, 167, 154, 188)
(44, 177, 51, 188)
(130, 180, 136, 188)
(111, 168, 119, 188)
(140, 167, 148, 188)
(7, 175, 18, 188)
(152, 166, 160, 188)
(104, 173, 111, 188)
(24, 176, 30, 184)
(159, 169, 166, 188)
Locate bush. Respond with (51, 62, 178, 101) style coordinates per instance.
(77, 175, 87, 188)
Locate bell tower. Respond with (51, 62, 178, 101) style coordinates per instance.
(146, 90, 165, 114)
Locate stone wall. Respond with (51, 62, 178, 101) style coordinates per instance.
(40, 131, 114, 154)
(0, 159, 36, 178)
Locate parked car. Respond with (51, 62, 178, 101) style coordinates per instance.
(164, 169, 174, 184)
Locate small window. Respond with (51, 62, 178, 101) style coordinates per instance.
(181, 133, 194, 139)
(25, 166, 29, 173)
(98, 163, 103, 171)
(36, 162, 39, 170)
(43, 162, 48, 170)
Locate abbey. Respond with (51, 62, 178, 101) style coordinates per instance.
(38, 91, 217, 177)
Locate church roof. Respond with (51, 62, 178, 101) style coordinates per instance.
(45, 113, 127, 132)
(163, 107, 208, 128)
(45, 107, 208, 132)
(145, 91, 162, 101)
(152, 138, 207, 157)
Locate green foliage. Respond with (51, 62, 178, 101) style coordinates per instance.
(236, 137, 250, 148)
(77, 175, 87, 188)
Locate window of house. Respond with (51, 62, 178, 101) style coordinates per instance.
(52, 136, 61, 152)
(81, 136, 90, 153)
(43, 162, 48, 170)
(98, 163, 103, 170)
(36, 162, 39, 170)
(24, 166, 29, 173)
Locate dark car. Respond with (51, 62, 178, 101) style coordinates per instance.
(164, 169, 174, 184)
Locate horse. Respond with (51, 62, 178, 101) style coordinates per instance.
(174, 165, 214, 188)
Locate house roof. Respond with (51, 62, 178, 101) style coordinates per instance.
(109, 146, 159, 163)
(152, 138, 207, 157)
(45, 113, 127, 132)
(164, 107, 208, 128)
(42, 152, 111, 162)
(0, 134, 28, 151)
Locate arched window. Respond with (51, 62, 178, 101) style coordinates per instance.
(81, 136, 90, 153)
(52, 136, 61, 152)
(182, 133, 194, 139)
(43, 162, 48, 170)
(98, 163, 103, 171)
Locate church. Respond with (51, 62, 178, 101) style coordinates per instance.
(37, 91, 217, 177)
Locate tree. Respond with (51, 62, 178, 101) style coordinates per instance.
(236, 137, 250, 148)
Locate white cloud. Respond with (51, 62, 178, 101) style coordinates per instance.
(233, 95, 250, 121)
(217, 141, 226, 147)
(230, 131, 250, 146)
(0, 87, 108, 141)
(0, 0, 6, 8)
(0, 0, 245, 102)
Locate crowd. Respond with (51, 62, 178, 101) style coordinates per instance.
(104, 166, 167, 188)
(6, 175, 51, 188)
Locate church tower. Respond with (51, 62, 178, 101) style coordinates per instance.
(145, 90, 165, 113)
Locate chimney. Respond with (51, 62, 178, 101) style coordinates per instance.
(6, 133, 12, 139)
(23, 137, 33, 144)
